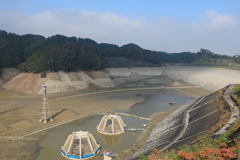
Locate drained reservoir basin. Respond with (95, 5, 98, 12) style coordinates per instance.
(35, 95, 194, 160)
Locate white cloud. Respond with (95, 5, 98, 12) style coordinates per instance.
(0, 9, 239, 56)
(205, 10, 237, 30)
(8, 10, 150, 42)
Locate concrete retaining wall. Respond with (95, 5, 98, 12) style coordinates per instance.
(104, 67, 163, 77)
(213, 84, 239, 137)
(163, 66, 240, 92)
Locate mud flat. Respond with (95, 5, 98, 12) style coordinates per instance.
(1, 66, 238, 159)
(0, 87, 196, 160)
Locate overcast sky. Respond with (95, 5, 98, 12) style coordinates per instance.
(0, 0, 239, 56)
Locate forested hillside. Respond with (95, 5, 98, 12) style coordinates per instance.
(157, 48, 231, 63)
(0, 30, 162, 72)
(0, 29, 237, 73)
(0, 30, 44, 68)
(233, 55, 240, 64)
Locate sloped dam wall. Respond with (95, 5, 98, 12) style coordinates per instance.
(127, 87, 230, 159)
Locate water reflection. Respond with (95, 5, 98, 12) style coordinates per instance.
(35, 95, 195, 160)
(35, 115, 146, 160)
(98, 133, 124, 145)
(118, 95, 195, 117)
(44, 131, 50, 159)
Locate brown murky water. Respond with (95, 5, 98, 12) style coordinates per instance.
(35, 95, 194, 160)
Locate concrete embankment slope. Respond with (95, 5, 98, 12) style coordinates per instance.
(127, 87, 231, 159)
(2, 66, 240, 94)
(163, 66, 240, 92)
(104, 67, 165, 86)
(2, 71, 115, 94)
(1, 67, 164, 94)
(105, 67, 163, 77)
(213, 84, 239, 137)
(2, 72, 64, 94)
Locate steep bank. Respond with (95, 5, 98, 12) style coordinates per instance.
(163, 66, 240, 92)
(2, 67, 165, 94)
(127, 86, 233, 159)
(2, 66, 240, 95)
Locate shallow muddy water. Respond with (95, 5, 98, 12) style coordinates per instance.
(35, 95, 194, 160)
(119, 95, 194, 117)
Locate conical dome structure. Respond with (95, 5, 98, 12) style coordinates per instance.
(97, 115, 126, 135)
(61, 131, 100, 159)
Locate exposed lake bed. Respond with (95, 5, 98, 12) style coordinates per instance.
(0, 66, 238, 160)
(0, 87, 200, 160)
(34, 94, 194, 160)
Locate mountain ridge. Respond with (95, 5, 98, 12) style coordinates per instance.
(1, 29, 239, 73)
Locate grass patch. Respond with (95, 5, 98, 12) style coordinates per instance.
(231, 84, 240, 94)
(231, 84, 240, 106)
(232, 94, 240, 106)
(184, 59, 240, 71)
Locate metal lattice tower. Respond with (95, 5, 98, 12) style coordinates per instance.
(39, 85, 53, 123)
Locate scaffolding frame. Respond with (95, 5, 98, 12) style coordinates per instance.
(97, 115, 126, 135)
(61, 131, 100, 159)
